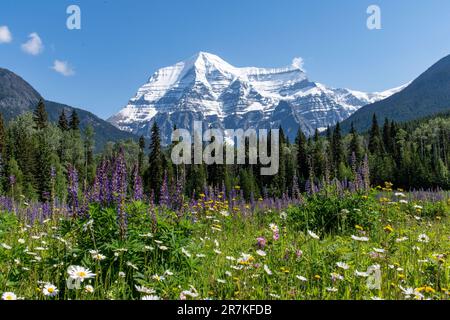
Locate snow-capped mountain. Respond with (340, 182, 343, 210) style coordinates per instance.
(108, 52, 406, 142)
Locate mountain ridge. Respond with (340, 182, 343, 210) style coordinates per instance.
(340, 54, 450, 132)
(108, 52, 405, 143)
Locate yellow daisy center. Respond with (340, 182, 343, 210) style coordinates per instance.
(77, 271, 87, 278)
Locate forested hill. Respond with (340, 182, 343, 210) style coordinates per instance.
(340, 54, 450, 133)
(0, 67, 139, 151)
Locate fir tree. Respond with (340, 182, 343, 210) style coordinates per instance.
(383, 117, 392, 153)
(368, 114, 383, 154)
(295, 128, 308, 182)
(58, 110, 70, 131)
(349, 122, 361, 163)
(70, 110, 80, 131)
(84, 124, 95, 186)
(146, 122, 163, 200)
(33, 99, 48, 130)
(0, 113, 5, 157)
(138, 135, 145, 175)
(331, 122, 345, 169)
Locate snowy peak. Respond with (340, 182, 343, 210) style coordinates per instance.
(109, 52, 405, 142)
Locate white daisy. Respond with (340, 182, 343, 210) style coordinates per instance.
(336, 262, 350, 270)
(67, 265, 96, 282)
(263, 264, 272, 275)
(296, 275, 308, 282)
(152, 274, 165, 282)
(307, 230, 320, 240)
(418, 234, 430, 243)
(92, 253, 106, 261)
(142, 295, 160, 300)
(135, 285, 155, 294)
(1, 243, 12, 250)
(124, 262, 138, 270)
(2, 292, 17, 300)
(256, 250, 266, 257)
(42, 284, 59, 297)
(181, 248, 191, 257)
(354, 270, 369, 277)
(84, 285, 94, 293)
(351, 235, 369, 242)
(180, 290, 198, 298)
(220, 210, 230, 217)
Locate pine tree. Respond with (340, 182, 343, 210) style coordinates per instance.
(35, 131, 53, 200)
(146, 122, 163, 200)
(349, 122, 361, 163)
(331, 122, 344, 169)
(84, 124, 95, 186)
(33, 99, 48, 130)
(272, 126, 286, 196)
(58, 110, 70, 131)
(295, 128, 308, 182)
(368, 114, 383, 154)
(382, 117, 392, 153)
(138, 135, 145, 175)
(70, 110, 80, 131)
(0, 113, 5, 157)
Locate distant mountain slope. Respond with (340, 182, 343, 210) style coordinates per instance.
(341, 54, 450, 132)
(0, 67, 139, 151)
(109, 52, 403, 143)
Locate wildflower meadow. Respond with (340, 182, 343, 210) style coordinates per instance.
(0, 148, 448, 300)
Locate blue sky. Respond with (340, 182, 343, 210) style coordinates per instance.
(1, 0, 450, 119)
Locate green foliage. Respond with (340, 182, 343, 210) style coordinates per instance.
(286, 190, 377, 234)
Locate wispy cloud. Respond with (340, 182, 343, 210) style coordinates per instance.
(21, 32, 44, 55)
(292, 57, 305, 71)
(51, 60, 75, 76)
(0, 26, 12, 44)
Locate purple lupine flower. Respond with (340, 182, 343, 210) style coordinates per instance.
(172, 175, 185, 214)
(67, 165, 79, 218)
(132, 163, 143, 201)
(9, 175, 16, 186)
(159, 172, 170, 208)
(292, 175, 300, 199)
(112, 148, 128, 238)
(361, 154, 370, 191)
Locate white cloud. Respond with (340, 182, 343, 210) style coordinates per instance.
(21, 32, 44, 55)
(0, 26, 12, 43)
(292, 57, 305, 71)
(51, 60, 75, 76)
